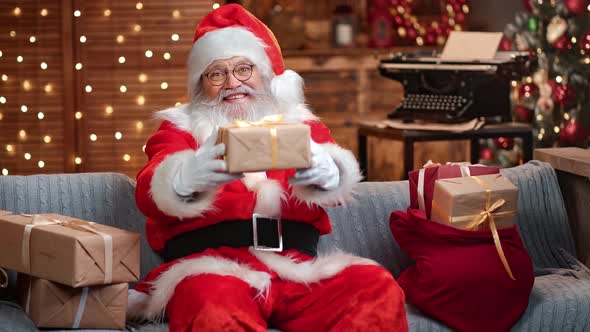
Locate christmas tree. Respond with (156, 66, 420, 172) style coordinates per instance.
(480, 0, 590, 167)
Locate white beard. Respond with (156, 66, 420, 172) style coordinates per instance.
(190, 84, 280, 128)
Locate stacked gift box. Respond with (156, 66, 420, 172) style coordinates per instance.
(0, 211, 140, 329)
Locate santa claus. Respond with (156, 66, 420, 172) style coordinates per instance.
(128, 4, 407, 331)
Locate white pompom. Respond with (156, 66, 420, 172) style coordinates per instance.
(271, 69, 304, 105)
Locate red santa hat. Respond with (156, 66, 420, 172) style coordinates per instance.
(188, 4, 304, 105)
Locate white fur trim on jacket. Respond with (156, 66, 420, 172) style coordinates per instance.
(127, 256, 272, 322)
(250, 248, 378, 284)
(150, 150, 217, 219)
(242, 172, 285, 217)
(291, 143, 362, 207)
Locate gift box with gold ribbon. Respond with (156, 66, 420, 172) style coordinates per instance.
(0, 213, 140, 287)
(431, 174, 519, 280)
(218, 115, 311, 173)
(17, 274, 127, 329)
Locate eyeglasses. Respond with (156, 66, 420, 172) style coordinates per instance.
(204, 63, 255, 86)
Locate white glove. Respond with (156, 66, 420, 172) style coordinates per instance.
(173, 129, 242, 196)
(289, 141, 340, 191)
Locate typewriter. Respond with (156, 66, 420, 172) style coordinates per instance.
(379, 50, 535, 123)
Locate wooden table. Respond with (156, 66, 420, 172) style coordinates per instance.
(357, 122, 534, 180)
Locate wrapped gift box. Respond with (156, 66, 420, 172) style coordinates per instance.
(430, 174, 519, 230)
(0, 213, 140, 287)
(409, 163, 500, 218)
(0, 210, 12, 216)
(219, 122, 311, 173)
(17, 275, 127, 329)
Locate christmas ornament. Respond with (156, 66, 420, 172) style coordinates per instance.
(560, 120, 590, 143)
(523, 0, 533, 12)
(518, 82, 539, 98)
(563, 0, 589, 14)
(515, 105, 534, 122)
(528, 17, 538, 32)
(551, 82, 576, 107)
(495, 137, 514, 149)
(552, 35, 573, 50)
(389, 0, 470, 46)
(580, 31, 590, 53)
(536, 96, 555, 115)
(479, 147, 495, 162)
(499, 36, 512, 51)
(546, 16, 567, 43)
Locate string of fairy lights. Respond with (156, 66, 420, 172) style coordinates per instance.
(1, 2, 221, 176)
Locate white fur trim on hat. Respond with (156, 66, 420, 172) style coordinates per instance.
(271, 69, 305, 105)
(188, 27, 272, 98)
(291, 143, 362, 207)
(187, 26, 305, 105)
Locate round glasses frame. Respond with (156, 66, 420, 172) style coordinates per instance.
(204, 64, 255, 86)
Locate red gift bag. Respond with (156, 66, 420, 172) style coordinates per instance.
(409, 162, 499, 218)
(390, 208, 534, 332)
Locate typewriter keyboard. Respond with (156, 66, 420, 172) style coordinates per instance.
(398, 94, 471, 113)
(389, 94, 474, 122)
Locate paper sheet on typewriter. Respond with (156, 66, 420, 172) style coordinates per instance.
(440, 31, 503, 61)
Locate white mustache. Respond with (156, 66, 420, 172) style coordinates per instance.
(219, 86, 255, 99)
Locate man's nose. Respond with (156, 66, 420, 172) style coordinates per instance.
(224, 72, 241, 89)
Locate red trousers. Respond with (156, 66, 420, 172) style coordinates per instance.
(161, 250, 408, 332)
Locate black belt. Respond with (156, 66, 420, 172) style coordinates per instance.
(161, 217, 320, 262)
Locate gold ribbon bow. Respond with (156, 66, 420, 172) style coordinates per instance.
(431, 176, 517, 280)
(230, 114, 285, 169)
(233, 114, 285, 127)
(20, 214, 113, 284)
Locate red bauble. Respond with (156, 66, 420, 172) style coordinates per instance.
(523, 0, 533, 12)
(518, 83, 539, 98)
(499, 37, 512, 51)
(552, 83, 577, 107)
(479, 147, 495, 161)
(495, 137, 514, 149)
(560, 120, 590, 143)
(552, 35, 573, 50)
(580, 31, 590, 53)
(514, 105, 534, 122)
(563, 0, 589, 14)
(425, 32, 436, 45)
(455, 12, 465, 24)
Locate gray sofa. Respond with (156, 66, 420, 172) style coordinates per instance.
(1, 160, 589, 331)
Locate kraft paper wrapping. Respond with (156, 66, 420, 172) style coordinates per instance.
(0, 210, 12, 217)
(431, 174, 519, 280)
(17, 275, 127, 329)
(0, 213, 140, 287)
(219, 123, 312, 173)
(431, 174, 518, 230)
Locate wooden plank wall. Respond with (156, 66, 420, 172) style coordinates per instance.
(1, 0, 469, 180)
(73, 0, 214, 175)
(0, 2, 68, 175)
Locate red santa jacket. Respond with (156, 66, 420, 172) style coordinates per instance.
(135, 105, 361, 252)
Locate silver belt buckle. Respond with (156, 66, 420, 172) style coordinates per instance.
(252, 213, 283, 252)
